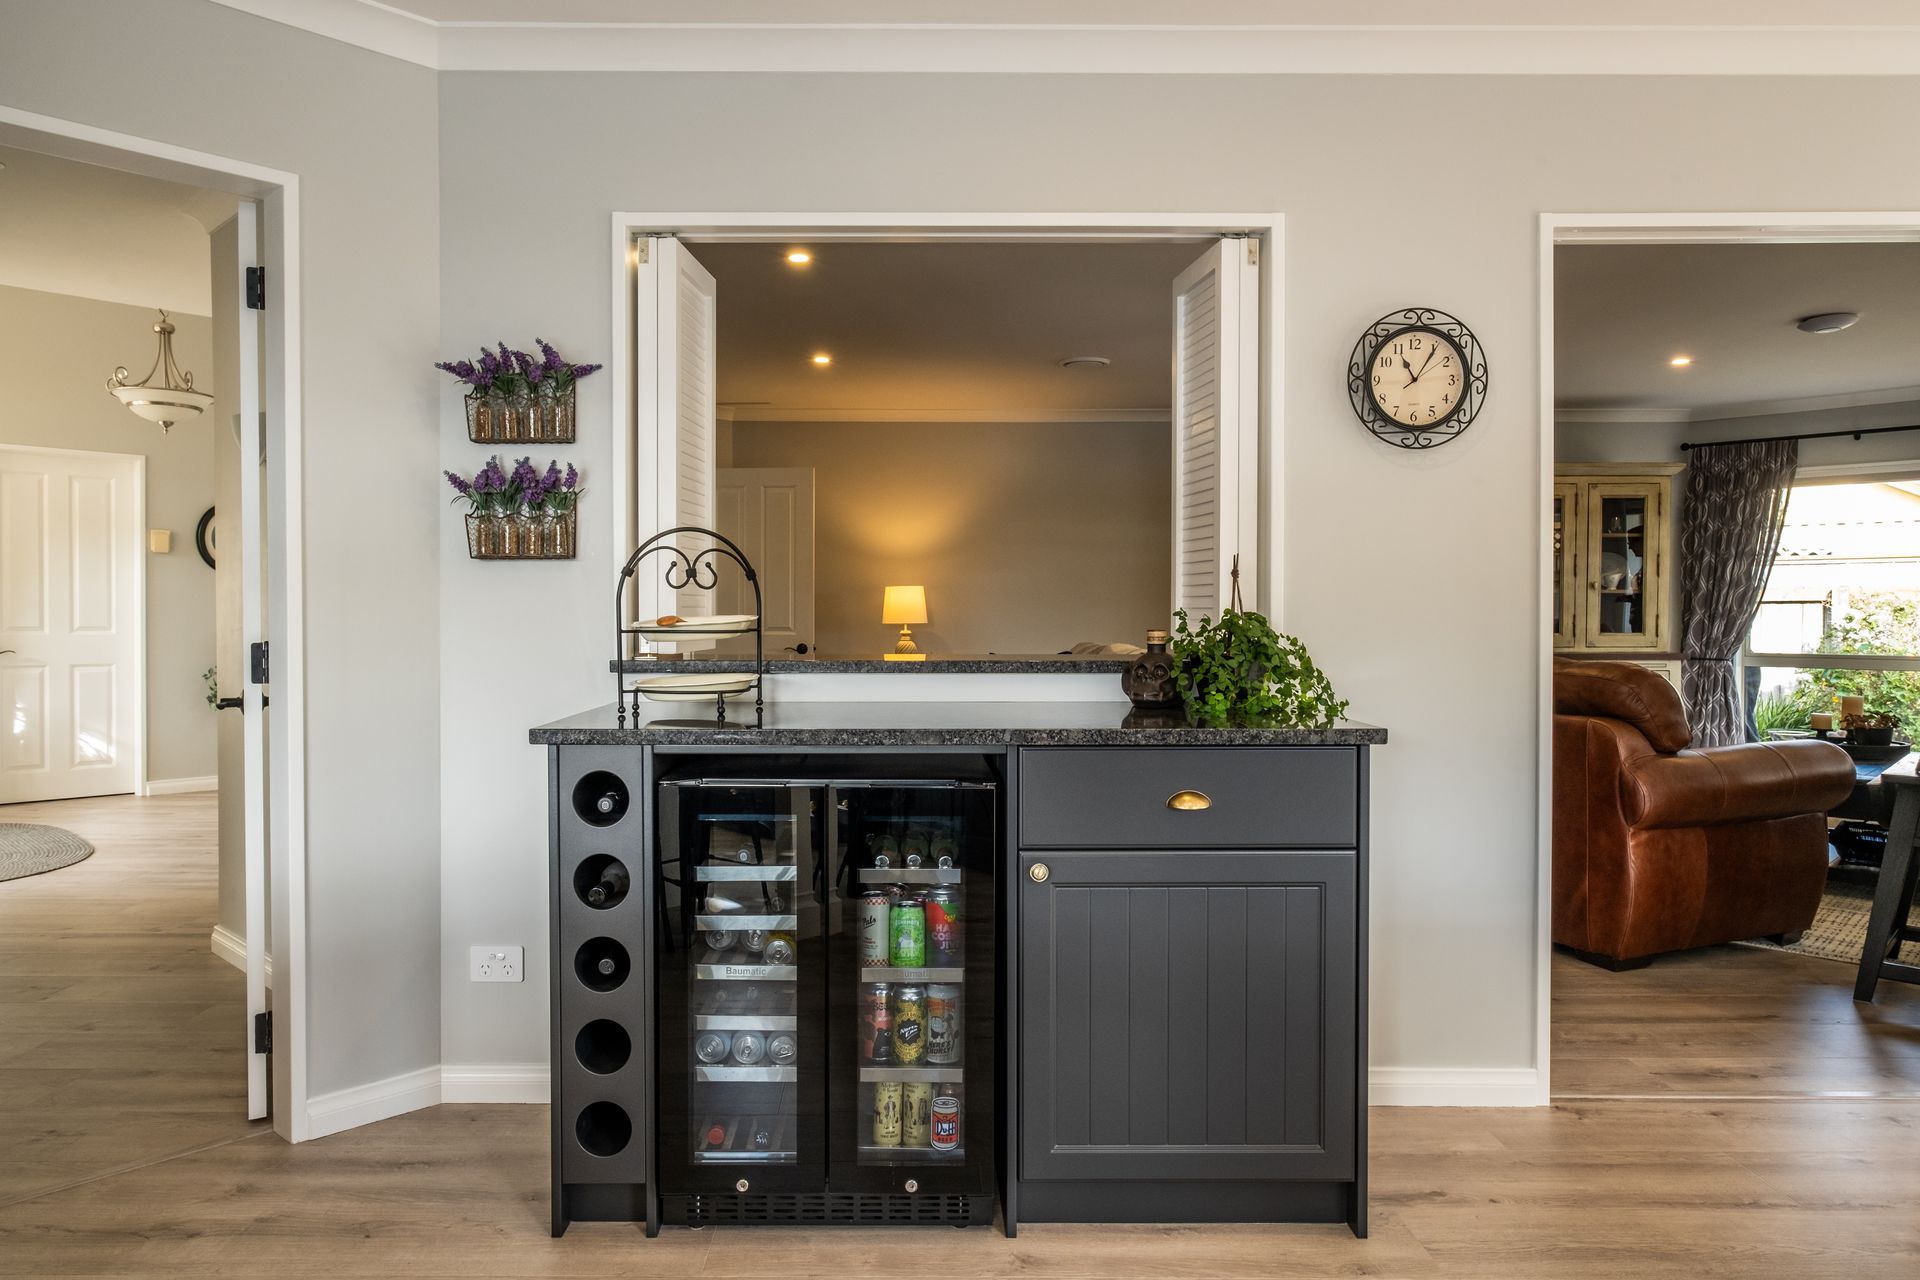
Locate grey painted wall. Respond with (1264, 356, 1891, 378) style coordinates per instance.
(729, 419, 1173, 654)
(433, 69, 1920, 1083)
(1, 0, 443, 1102)
(0, 284, 216, 785)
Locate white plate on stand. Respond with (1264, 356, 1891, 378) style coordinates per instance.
(631, 673, 757, 702)
(631, 614, 759, 640)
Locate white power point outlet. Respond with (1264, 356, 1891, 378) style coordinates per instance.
(471, 945, 524, 983)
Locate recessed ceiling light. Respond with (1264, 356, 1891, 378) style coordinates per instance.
(1796, 311, 1859, 334)
(810, 353, 832, 366)
(786, 250, 812, 266)
(1057, 356, 1111, 369)
(1669, 355, 1693, 367)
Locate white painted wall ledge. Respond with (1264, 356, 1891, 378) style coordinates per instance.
(209, 926, 274, 984)
(144, 775, 219, 796)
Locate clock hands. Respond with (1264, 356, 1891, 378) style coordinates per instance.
(1411, 346, 1440, 383)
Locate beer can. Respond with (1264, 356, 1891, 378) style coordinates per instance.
(889, 896, 926, 967)
(730, 1031, 766, 1065)
(694, 1031, 731, 1064)
(925, 887, 964, 965)
(741, 928, 768, 954)
(872, 1082, 903, 1147)
(892, 984, 926, 1065)
(704, 928, 738, 953)
(860, 984, 894, 1064)
(930, 1092, 960, 1151)
(903, 1081, 934, 1147)
(766, 1032, 798, 1067)
(763, 931, 796, 965)
(927, 983, 962, 1064)
(857, 891, 891, 967)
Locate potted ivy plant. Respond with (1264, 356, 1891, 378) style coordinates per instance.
(435, 339, 601, 444)
(1168, 607, 1350, 728)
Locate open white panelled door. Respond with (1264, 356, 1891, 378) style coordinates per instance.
(639, 236, 719, 628)
(234, 199, 270, 1121)
(1171, 238, 1259, 621)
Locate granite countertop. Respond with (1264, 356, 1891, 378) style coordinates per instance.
(613, 653, 1133, 675)
(530, 700, 1386, 747)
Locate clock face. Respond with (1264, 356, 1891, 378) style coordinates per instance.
(1365, 327, 1467, 428)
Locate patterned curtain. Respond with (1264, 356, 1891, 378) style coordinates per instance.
(1679, 439, 1798, 747)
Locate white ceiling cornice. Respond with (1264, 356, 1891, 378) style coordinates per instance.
(207, 2, 1920, 74)
(1560, 383, 1920, 425)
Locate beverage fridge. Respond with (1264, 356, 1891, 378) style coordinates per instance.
(654, 759, 998, 1227)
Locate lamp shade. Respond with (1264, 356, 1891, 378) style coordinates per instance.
(881, 584, 928, 625)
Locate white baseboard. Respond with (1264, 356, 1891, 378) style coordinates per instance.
(442, 1063, 550, 1104)
(143, 775, 219, 796)
(306, 1065, 443, 1140)
(1370, 1066, 1544, 1107)
(208, 925, 274, 984)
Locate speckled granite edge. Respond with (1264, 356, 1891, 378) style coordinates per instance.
(530, 721, 1387, 747)
(613, 656, 1133, 675)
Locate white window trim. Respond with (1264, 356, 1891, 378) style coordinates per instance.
(608, 212, 1284, 628)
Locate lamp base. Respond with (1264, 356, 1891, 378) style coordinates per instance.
(894, 625, 918, 654)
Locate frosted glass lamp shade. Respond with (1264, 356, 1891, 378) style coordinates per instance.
(881, 585, 928, 625)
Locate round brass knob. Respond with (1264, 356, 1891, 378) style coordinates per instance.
(1029, 862, 1049, 883)
(904, 1178, 920, 1193)
(735, 1178, 749, 1192)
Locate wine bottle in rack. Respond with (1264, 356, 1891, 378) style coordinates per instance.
(585, 863, 631, 907)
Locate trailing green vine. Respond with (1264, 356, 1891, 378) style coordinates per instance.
(1170, 608, 1350, 728)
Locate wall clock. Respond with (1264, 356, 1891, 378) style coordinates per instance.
(1346, 307, 1487, 449)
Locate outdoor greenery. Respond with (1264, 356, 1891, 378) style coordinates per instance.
(1764, 592, 1919, 732)
(1169, 608, 1350, 728)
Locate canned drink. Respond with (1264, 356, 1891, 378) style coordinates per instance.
(872, 1082, 903, 1147)
(889, 896, 926, 967)
(730, 1031, 766, 1065)
(741, 928, 768, 954)
(927, 984, 961, 1064)
(892, 984, 926, 1065)
(925, 887, 964, 965)
(694, 1031, 731, 1064)
(930, 1093, 960, 1151)
(704, 928, 738, 953)
(903, 1081, 934, 1147)
(857, 891, 891, 967)
(766, 1032, 798, 1067)
(860, 984, 894, 1064)
(763, 931, 796, 965)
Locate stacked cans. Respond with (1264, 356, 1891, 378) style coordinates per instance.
(860, 982, 958, 1065)
(694, 1028, 796, 1067)
(871, 1083, 961, 1152)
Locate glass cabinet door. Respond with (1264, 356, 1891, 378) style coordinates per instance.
(1552, 481, 1580, 648)
(1583, 482, 1664, 649)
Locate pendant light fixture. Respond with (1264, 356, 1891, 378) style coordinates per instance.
(106, 310, 212, 432)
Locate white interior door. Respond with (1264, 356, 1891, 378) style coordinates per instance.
(715, 467, 816, 656)
(0, 446, 142, 803)
(642, 236, 719, 629)
(1171, 238, 1259, 620)
(233, 199, 270, 1120)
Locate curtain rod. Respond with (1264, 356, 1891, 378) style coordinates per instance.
(1679, 422, 1920, 452)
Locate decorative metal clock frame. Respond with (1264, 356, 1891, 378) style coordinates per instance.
(1346, 307, 1488, 450)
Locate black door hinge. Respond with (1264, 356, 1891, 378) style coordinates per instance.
(250, 641, 269, 685)
(253, 1010, 272, 1054)
(245, 266, 266, 310)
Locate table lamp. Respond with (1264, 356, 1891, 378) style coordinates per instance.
(882, 584, 928, 654)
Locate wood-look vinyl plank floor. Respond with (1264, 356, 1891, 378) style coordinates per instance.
(6, 795, 1920, 1275)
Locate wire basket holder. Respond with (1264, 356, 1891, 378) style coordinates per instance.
(615, 525, 764, 725)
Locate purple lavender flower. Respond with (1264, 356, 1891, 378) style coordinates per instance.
(563, 463, 578, 491)
(537, 339, 564, 373)
(444, 470, 474, 497)
(570, 362, 602, 379)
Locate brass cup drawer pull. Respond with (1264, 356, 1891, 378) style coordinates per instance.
(1166, 789, 1213, 811)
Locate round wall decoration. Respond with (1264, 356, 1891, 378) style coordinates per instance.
(195, 506, 216, 569)
(1346, 307, 1487, 449)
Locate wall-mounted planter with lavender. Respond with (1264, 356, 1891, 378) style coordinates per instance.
(466, 384, 575, 444)
(447, 456, 583, 561)
(466, 510, 577, 560)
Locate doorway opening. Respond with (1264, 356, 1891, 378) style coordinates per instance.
(1540, 215, 1920, 1102)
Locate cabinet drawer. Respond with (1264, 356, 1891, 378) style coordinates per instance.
(1018, 747, 1357, 849)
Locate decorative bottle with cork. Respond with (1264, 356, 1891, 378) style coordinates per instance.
(1123, 630, 1180, 709)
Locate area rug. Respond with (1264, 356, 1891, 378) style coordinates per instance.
(1736, 881, 1920, 966)
(0, 823, 95, 882)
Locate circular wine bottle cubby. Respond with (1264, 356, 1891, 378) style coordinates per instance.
(575, 1019, 632, 1075)
(575, 1100, 632, 1157)
(571, 771, 630, 827)
(573, 854, 631, 910)
(573, 937, 630, 992)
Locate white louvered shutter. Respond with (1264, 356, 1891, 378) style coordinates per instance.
(1171, 239, 1258, 622)
(649, 237, 719, 622)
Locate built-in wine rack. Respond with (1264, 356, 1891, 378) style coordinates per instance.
(550, 747, 650, 1234)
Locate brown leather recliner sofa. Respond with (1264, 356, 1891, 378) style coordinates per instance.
(1553, 658, 1856, 969)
